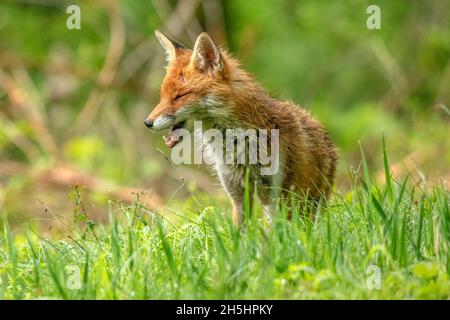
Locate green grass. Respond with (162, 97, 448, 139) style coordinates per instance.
(0, 147, 449, 299)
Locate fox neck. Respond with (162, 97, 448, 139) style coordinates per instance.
(197, 82, 273, 132)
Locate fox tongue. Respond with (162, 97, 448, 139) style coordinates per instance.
(163, 127, 183, 148)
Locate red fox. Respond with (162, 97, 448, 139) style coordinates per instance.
(145, 30, 337, 226)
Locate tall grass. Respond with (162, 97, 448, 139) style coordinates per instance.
(0, 144, 449, 299)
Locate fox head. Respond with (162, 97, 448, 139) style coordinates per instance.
(144, 31, 234, 138)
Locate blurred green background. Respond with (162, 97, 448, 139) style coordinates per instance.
(0, 0, 449, 228)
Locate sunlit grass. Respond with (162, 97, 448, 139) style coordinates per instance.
(0, 143, 449, 299)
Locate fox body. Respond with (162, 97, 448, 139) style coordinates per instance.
(145, 31, 337, 225)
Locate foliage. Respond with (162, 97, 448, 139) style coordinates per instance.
(0, 147, 449, 299)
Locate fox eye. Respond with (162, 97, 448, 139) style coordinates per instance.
(174, 90, 192, 101)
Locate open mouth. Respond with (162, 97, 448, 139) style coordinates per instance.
(163, 121, 185, 148)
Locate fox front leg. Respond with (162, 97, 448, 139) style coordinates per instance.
(215, 164, 249, 227)
(231, 200, 243, 227)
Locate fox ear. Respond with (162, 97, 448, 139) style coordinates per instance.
(190, 32, 222, 74)
(155, 30, 186, 64)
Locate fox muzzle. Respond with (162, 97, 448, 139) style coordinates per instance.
(144, 118, 153, 129)
(145, 114, 176, 131)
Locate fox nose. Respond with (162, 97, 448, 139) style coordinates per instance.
(144, 118, 153, 129)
